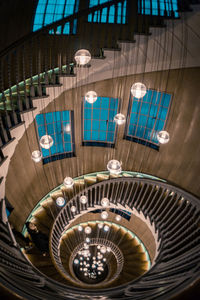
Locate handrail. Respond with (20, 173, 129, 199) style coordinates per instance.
(0, 0, 125, 58)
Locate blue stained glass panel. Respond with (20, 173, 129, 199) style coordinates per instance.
(88, 0, 127, 24)
(83, 96, 119, 146)
(126, 89, 171, 148)
(139, 0, 179, 18)
(36, 110, 74, 162)
(33, 0, 79, 34)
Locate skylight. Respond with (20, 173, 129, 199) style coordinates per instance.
(88, 0, 127, 24)
(83, 96, 119, 147)
(36, 110, 75, 164)
(33, 0, 79, 34)
(138, 0, 179, 18)
(125, 89, 171, 150)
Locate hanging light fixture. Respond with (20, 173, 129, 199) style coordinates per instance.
(31, 150, 42, 163)
(85, 226, 92, 234)
(39, 135, 53, 149)
(114, 113, 126, 125)
(74, 259, 79, 264)
(85, 91, 97, 104)
(74, 49, 91, 65)
(104, 225, 110, 232)
(71, 205, 76, 213)
(157, 131, 170, 144)
(63, 177, 74, 188)
(131, 82, 147, 99)
(78, 225, 83, 231)
(101, 211, 108, 220)
(100, 246, 107, 254)
(56, 197, 66, 207)
(80, 195, 88, 204)
(98, 223, 103, 229)
(115, 215, 122, 222)
(107, 159, 122, 174)
(101, 197, 110, 207)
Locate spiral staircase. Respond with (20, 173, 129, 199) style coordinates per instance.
(0, 1, 200, 299)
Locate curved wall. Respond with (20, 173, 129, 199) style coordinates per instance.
(5, 67, 200, 230)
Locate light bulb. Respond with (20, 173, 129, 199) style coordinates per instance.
(39, 135, 53, 149)
(74, 259, 79, 264)
(114, 113, 126, 125)
(85, 226, 92, 234)
(56, 197, 65, 207)
(101, 211, 108, 220)
(85, 91, 97, 104)
(80, 195, 88, 204)
(98, 223, 103, 229)
(78, 225, 83, 231)
(107, 159, 122, 175)
(157, 130, 170, 144)
(71, 205, 76, 213)
(31, 150, 42, 162)
(131, 82, 147, 99)
(104, 225, 110, 232)
(115, 215, 122, 222)
(101, 197, 110, 207)
(63, 177, 74, 188)
(86, 237, 90, 243)
(74, 49, 91, 66)
(100, 246, 107, 254)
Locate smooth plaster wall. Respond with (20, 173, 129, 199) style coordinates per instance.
(5, 67, 200, 230)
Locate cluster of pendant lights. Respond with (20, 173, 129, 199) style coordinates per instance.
(31, 49, 170, 163)
(74, 239, 111, 278)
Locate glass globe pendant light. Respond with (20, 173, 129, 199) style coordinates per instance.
(71, 205, 76, 213)
(39, 135, 53, 149)
(98, 223, 103, 229)
(63, 177, 74, 188)
(115, 215, 122, 222)
(85, 226, 92, 234)
(114, 113, 126, 125)
(56, 197, 65, 207)
(31, 150, 42, 163)
(157, 131, 170, 144)
(101, 198, 110, 207)
(85, 91, 97, 104)
(104, 225, 110, 232)
(80, 195, 88, 204)
(74, 49, 91, 66)
(100, 246, 107, 254)
(74, 259, 79, 264)
(101, 211, 108, 220)
(78, 225, 83, 231)
(131, 82, 147, 99)
(107, 159, 122, 175)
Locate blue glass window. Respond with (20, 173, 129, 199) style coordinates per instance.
(36, 111, 75, 164)
(88, 0, 127, 24)
(33, 0, 79, 34)
(125, 90, 171, 150)
(139, 0, 179, 18)
(83, 97, 119, 147)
